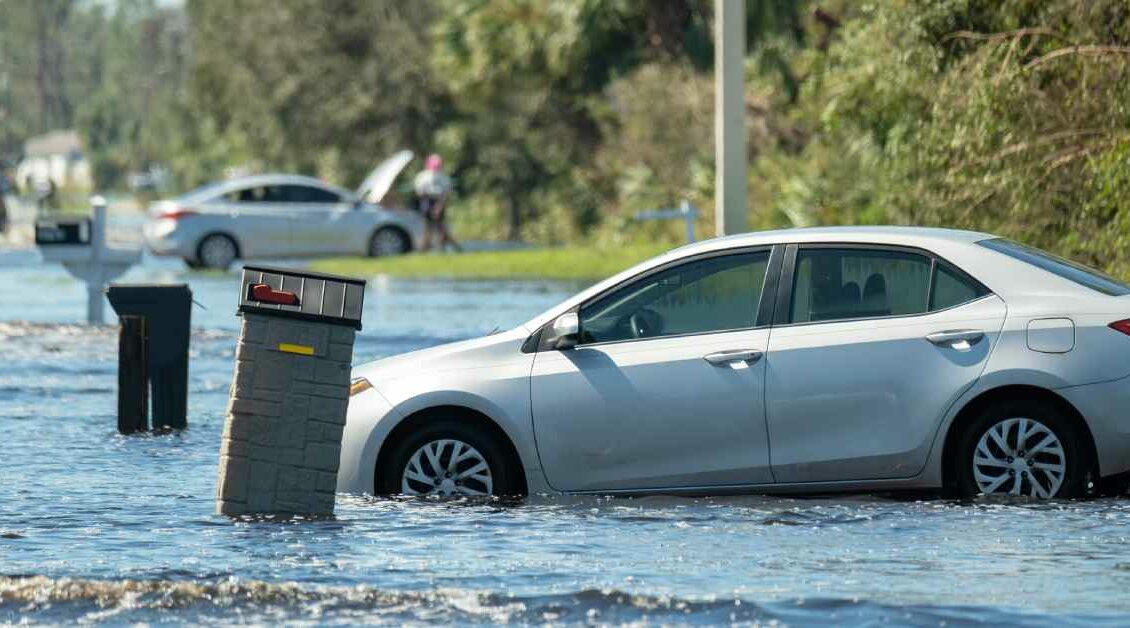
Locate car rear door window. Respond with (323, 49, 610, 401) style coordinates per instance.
(789, 247, 992, 324)
(580, 251, 770, 344)
(790, 248, 931, 323)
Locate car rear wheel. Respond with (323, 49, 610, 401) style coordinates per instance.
(196, 234, 238, 270)
(369, 227, 410, 257)
(377, 420, 521, 497)
(952, 400, 1088, 498)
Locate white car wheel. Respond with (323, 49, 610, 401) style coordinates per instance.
(401, 438, 494, 497)
(197, 234, 238, 270)
(369, 227, 410, 257)
(972, 417, 1067, 498)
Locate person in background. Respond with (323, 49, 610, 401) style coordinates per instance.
(413, 153, 461, 252)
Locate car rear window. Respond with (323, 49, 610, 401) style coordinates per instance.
(978, 238, 1130, 296)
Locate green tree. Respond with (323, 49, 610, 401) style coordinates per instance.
(185, 0, 447, 188)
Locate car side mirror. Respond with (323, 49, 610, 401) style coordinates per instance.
(548, 312, 580, 350)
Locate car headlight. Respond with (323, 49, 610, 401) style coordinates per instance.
(349, 377, 373, 397)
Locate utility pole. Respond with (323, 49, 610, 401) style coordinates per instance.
(714, 0, 747, 236)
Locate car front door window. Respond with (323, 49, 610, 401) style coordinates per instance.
(579, 251, 770, 344)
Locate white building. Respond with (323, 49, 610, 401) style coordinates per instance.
(16, 130, 93, 191)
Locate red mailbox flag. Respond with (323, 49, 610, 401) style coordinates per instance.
(249, 283, 299, 306)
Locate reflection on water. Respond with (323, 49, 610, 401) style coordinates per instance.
(3, 250, 1130, 625)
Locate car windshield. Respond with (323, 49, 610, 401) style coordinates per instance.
(978, 238, 1130, 296)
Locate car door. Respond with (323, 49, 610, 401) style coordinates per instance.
(281, 184, 360, 255)
(530, 247, 781, 492)
(764, 244, 1007, 483)
(213, 184, 293, 257)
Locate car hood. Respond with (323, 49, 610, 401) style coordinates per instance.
(356, 150, 414, 204)
(351, 326, 531, 386)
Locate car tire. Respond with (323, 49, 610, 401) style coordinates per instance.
(196, 234, 238, 270)
(184, 258, 204, 270)
(952, 399, 1088, 499)
(377, 419, 522, 497)
(368, 227, 410, 257)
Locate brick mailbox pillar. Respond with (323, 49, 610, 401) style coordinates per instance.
(216, 265, 366, 517)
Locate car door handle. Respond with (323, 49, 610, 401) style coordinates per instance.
(704, 350, 763, 366)
(926, 329, 985, 350)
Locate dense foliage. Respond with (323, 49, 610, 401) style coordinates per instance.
(2, 0, 1128, 273)
(763, 0, 1130, 275)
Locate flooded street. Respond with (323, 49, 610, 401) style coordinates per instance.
(4, 249, 1130, 625)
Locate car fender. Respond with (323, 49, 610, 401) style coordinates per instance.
(918, 367, 1081, 487)
(343, 343, 549, 494)
(359, 389, 545, 494)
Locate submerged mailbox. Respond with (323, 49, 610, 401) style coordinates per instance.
(106, 284, 193, 432)
(217, 265, 365, 517)
(36, 198, 141, 325)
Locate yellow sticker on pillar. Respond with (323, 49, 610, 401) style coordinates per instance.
(278, 343, 315, 356)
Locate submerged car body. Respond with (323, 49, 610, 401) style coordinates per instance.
(144, 152, 423, 269)
(340, 227, 1130, 498)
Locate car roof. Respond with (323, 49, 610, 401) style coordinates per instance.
(671, 226, 995, 256)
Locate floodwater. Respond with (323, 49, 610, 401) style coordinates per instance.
(4, 246, 1130, 626)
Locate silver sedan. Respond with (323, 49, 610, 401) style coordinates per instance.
(341, 226, 1130, 500)
(144, 157, 422, 270)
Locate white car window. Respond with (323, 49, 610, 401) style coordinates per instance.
(791, 248, 931, 323)
(789, 248, 988, 324)
(579, 251, 770, 344)
(276, 185, 343, 204)
(222, 184, 342, 204)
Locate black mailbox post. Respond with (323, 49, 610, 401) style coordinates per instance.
(106, 284, 192, 432)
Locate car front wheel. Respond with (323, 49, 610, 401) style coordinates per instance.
(952, 400, 1088, 499)
(378, 420, 521, 497)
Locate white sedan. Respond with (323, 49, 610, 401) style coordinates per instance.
(340, 227, 1130, 499)
(144, 152, 423, 269)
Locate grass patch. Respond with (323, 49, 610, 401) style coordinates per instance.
(310, 244, 672, 281)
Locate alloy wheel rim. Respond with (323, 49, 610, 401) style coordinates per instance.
(973, 417, 1066, 498)
(401, 439, 493, 497)
(201, 237, 235, 268)
(372, 231, 406, 256)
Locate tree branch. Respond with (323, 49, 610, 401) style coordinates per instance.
(1025, 45, 1130, 70)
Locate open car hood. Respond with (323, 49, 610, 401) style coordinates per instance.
(356, 150, 414, 204)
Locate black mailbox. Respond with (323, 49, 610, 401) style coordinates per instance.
(238, 265, 365, 330)
(35, 218, 91, 245)
(106, 284, 192, 431)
